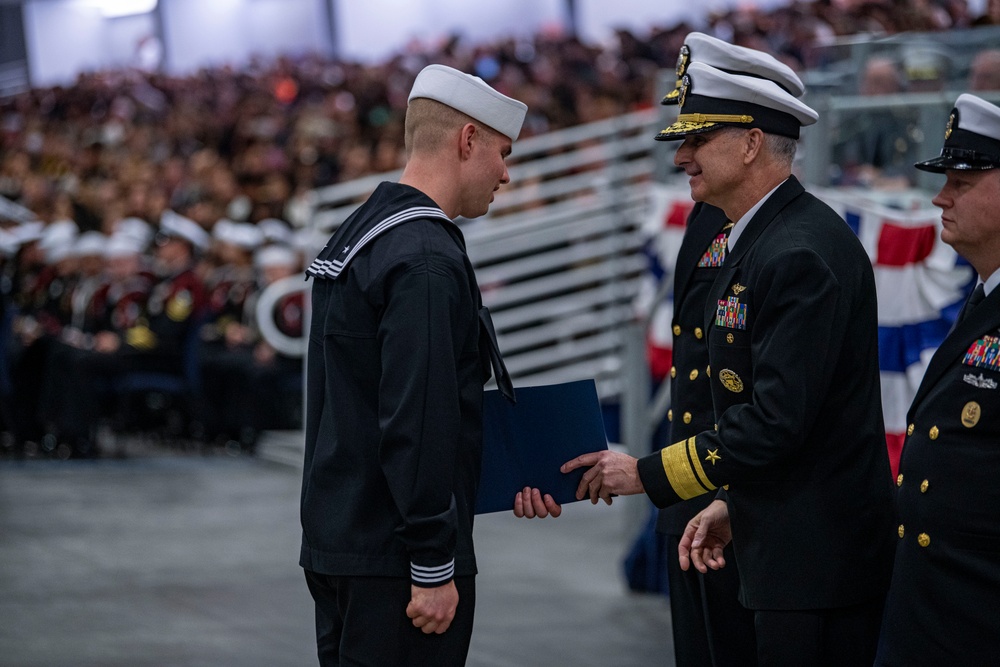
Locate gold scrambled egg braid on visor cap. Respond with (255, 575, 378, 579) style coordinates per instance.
(656, 62, 817, 142)
(661, 32, 805, 105)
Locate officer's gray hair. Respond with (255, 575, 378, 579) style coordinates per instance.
(765, 134, 797, 167)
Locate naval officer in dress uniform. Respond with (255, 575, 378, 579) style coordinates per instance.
(563, 62, 895, 666)
(656, 33, 807, 667)
(875, 93, 1000, 665)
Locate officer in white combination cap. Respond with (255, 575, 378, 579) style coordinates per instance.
(653, 36, 808, 667)
(655, 61, 817, 141)
(876, 94, 1000, 666)
(661, 32, 805, 105)
(300, 64, 556, 667)
(563, 62, 895, 667)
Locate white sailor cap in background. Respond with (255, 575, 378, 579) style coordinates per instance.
(915, 94, 1000, 172)
(159, 210, 209, 251)
(662, 32, 805, 105)
(38, 220, 78, 258)
(105, 233, 145, 259)
(656, 62, 818, 141)
(116, 216, 153, 249)
(254, 244, 300, 270)
(213, 219, 264, 250)
(407, 64, 528, 142)
(45, 241, 74, 264)
(258, 218, 293, 246)
(0, 228, 19, 257)
(12, 221, 44, 246)
(292, 227, 328, 263)
(74, 231, 107, 258)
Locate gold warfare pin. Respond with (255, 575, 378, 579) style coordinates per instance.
(720, 369, 744, 393)
(962, 401, 981, 428)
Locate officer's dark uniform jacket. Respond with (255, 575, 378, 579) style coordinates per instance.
(877, 285, 1000, 665)
(657, 202, 730, 535)
(301, 181, 493, 588)
(637, 176, 896, 610)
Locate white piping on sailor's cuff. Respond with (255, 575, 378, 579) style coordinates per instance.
(411, 559, 455, 584)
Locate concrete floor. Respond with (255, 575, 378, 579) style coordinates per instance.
(0, 436, 674, 667)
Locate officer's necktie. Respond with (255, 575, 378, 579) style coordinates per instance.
(958, 283, 987, 324)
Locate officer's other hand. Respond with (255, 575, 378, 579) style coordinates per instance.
(513, 487, 562, 518)
(678, 499, 731, 573)
(561, 450, 644, 505)
(407, 581, 458, 634)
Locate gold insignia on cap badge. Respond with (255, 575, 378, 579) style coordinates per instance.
(676, 45, 690, 78)
(945, 113, 955, 140)
(720, 369, 743, 393)
(962, 401, 981, 428)
(679, 74, 690, 109)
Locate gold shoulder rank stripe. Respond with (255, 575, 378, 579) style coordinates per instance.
(660, 437, 717, 500)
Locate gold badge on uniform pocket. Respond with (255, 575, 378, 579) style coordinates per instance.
(962, 401, 981, 428)
(719, 369, 744, 393)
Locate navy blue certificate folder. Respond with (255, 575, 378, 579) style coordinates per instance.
(475, 379, 609, 515)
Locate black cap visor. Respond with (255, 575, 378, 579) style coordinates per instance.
(916, 126, 1000, 172)
(915, 148, 1000, 173)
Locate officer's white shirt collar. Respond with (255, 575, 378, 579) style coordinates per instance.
(981, 267, 1000, 297)
(727, 179, 787, 252)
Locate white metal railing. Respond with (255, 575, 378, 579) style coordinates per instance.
(0, 61, 29, 100)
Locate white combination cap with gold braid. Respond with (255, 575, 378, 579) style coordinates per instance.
(662, 32, 805, 105)
(656, 62, 818, 142)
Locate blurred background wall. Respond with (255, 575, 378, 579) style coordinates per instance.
(2, 0, 818, 87)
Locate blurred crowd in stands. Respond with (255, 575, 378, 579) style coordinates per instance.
(1, 0, 1000, 458)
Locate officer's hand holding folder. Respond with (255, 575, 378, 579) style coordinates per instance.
(475, 378, 609, 514)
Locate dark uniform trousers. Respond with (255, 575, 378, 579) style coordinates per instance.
(305, 571, 475, 667)
(876, 285, 1000, 665)
(658, 203, 756, 667)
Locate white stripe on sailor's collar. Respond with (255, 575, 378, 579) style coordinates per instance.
(306, 206, 453, 280)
